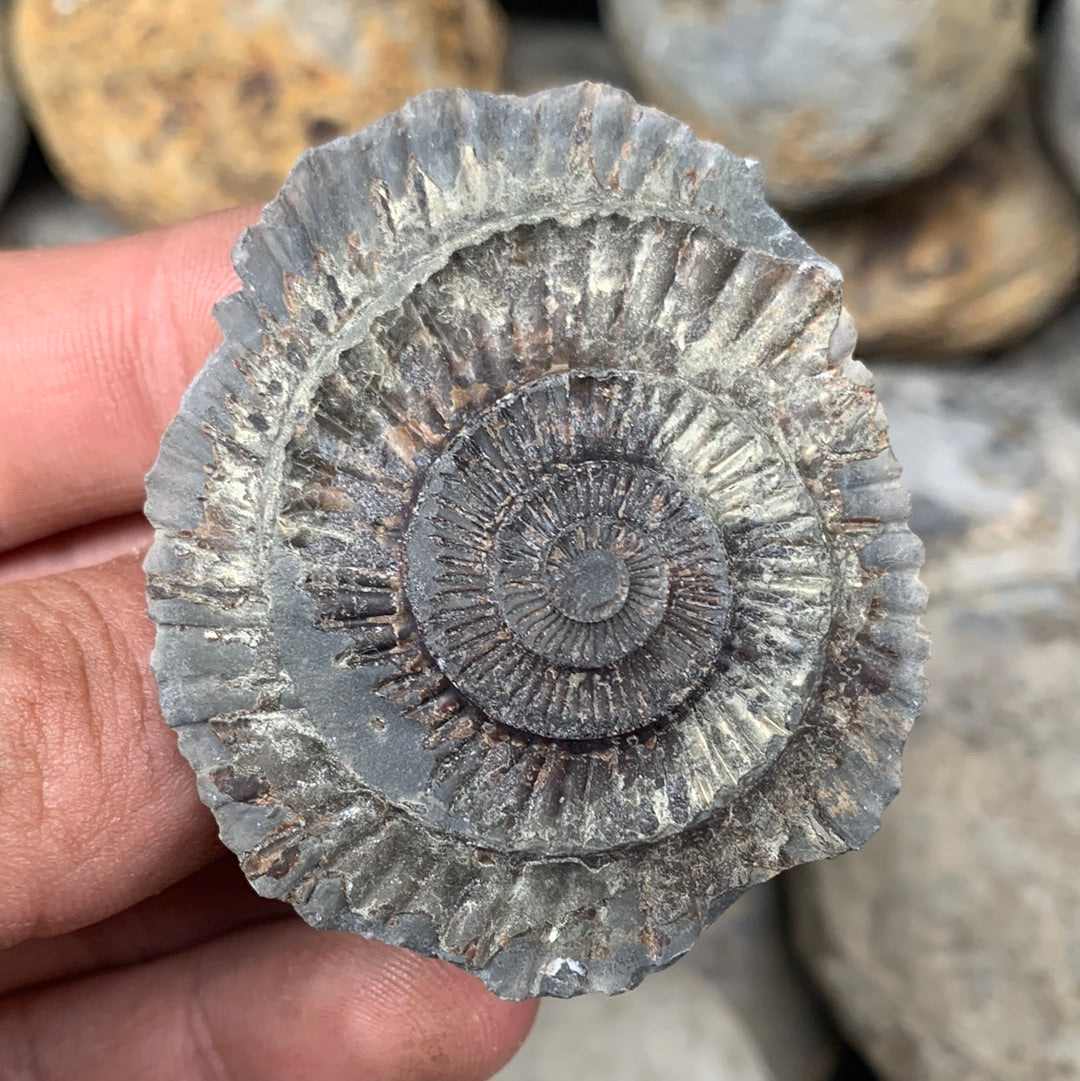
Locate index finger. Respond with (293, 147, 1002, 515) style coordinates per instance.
(0, 206, 257, 552)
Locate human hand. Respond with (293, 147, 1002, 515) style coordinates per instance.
(0, 209, 537, 1080)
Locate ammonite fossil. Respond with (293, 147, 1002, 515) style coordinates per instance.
(145, 83, 929, 999)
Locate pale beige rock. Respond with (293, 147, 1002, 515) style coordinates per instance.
(493, 963, 776, 1081)
(11, 0, 506, 226)
(797, 101, 1080, 355)
(601, 0, 1033, 210)
(790, 310, 1080, 1081)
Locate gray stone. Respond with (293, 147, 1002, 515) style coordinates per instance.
(1042, 0, 1080, 194)
(689, 883, 838, 1081)
(790, 307, 1080, 1081)
(144, 84, 927, 999)
(505, 19, 630, 95)
(0, 174, 127, 249)
(601, 0, 1034, 210)
(0, 21, 27, 207)
(492, 962, 776, 1081)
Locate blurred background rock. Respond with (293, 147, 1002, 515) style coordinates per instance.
(790, 317, 1080, 1081)
(601, 0, 1033, 211)
(9, 0, 506, 226)
(1, 2, 1077, 1080)
(796, 96, 1080, 355)
(0, 12, 27, 205)
(1042, 0, 1080, 195)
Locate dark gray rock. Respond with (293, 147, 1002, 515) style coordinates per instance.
(790, 307, 1080, 1081)
(1042, 0, 1080, 194)
(144, 83, 927, 1000)
(0, 174, 127, 249)
(505, 18, 630, 95)
(0, 22, 27, 207)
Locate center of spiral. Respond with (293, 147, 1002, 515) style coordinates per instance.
(403, 370, 735, 742)
(549, 548, 630, 623)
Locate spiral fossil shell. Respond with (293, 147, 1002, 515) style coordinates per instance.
(145, 83, 929, 999)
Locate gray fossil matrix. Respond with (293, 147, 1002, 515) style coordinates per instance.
(145, 82, 928, 999)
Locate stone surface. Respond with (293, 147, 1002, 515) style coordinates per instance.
(1042, 0, 1080, 194)
(0, 171, 127, 249)
(143, 84, 926, 999)
(0, 18, 27, 207)
(688, 883, 839, 1081)
(11, 0, 506, 226)
(790, 306, 1080, 1081)
(797, 99, 1080, 355)
(601, 0, 1033, 210)
(492, 962, 775, 1081)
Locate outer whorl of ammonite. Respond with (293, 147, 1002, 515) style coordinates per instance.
(145, 83, 929, 999)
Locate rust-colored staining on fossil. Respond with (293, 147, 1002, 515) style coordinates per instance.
(145, 83, 928, 999)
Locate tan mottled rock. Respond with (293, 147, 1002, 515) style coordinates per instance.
(11, 0, 505, 226)
(790, 313, 1080, 1081)
(601, 0, 1033, 210)
(797, 101, 1080, 355)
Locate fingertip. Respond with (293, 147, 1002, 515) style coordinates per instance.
(467, 990, 539, 1081)
(145, 205, 261, 315)
(0, 912, 540, 1081)
(0, 553, 217, 945)
(131, 204, 262, 434)
(337, 944, 539, 1081)
(0, 203, 262, 550)
(271, 931, 535, 1081)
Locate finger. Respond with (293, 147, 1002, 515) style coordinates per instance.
(0, 512, 151, 586)
(0, 857, 287, 996)
(0, 551, 219, 949)
(1, 920, 538, 1081)
(0, 205, 258, 552)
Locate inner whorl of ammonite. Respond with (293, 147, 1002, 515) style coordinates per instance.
(404, 372, 733, 741)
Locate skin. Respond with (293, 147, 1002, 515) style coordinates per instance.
(0, 208, 537, 1080)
